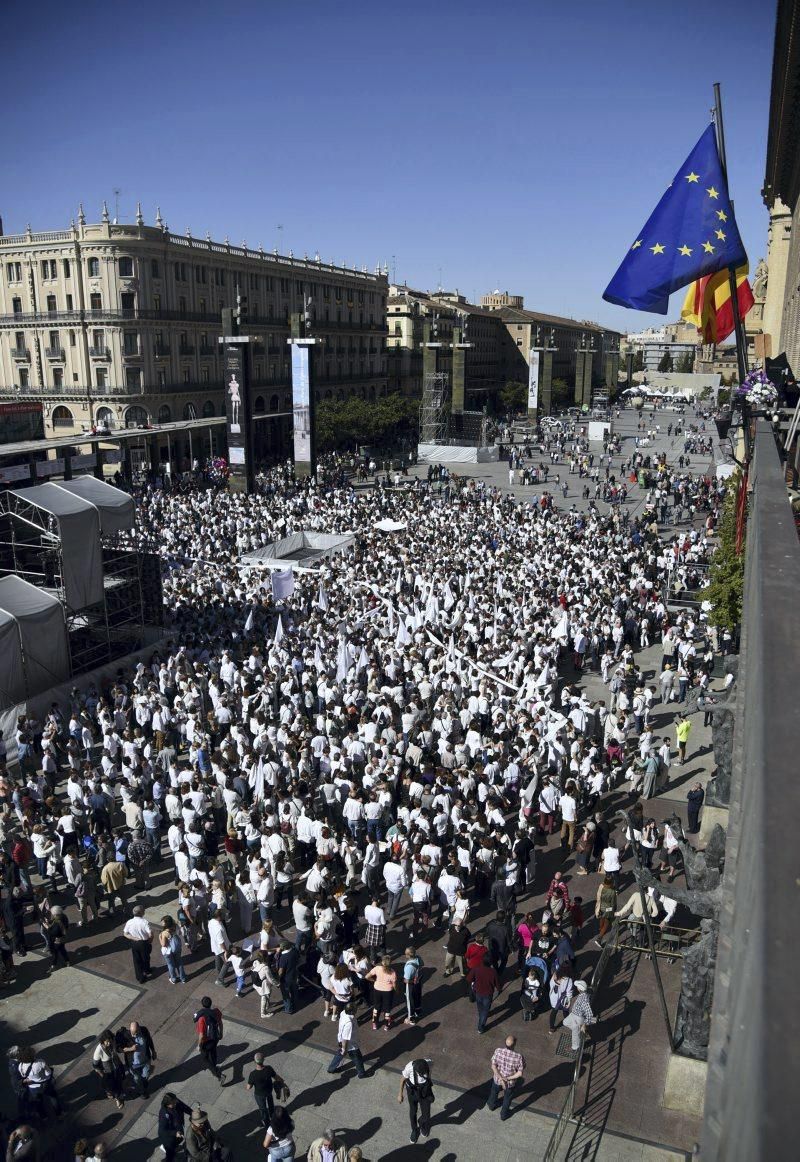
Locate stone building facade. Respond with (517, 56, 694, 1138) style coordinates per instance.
(0, 207, 388, 463)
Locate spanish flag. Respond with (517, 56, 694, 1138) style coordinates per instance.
(681, 266, 754, 343)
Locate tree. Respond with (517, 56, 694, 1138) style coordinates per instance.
(701, 473, 745, 632)
(314, 391, 419, 454)
(632, 350, 644, 372)
(675, 350, 695, 373)
(551, 378, 570, 409)
(500, 380, 528, 415)
(658, 350, 674, 373)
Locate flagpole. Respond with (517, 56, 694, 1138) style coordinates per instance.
(713, 82, 749, 385)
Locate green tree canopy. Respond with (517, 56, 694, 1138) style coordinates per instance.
(315, 391, 419, 454)
(500, 380, 528, 414)
(657, 350, 674, 373)
(701, 473, 745, 632)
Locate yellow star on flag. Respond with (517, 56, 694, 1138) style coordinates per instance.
(650, 243, 665, 255)
(685, 172, 700, 183)
(706, 186, 719, 199)
(677, 245, 692, 256)
(631, 240, 642, 250)
(716, 210, 728, 221)
(702, 241, 715, 253)
(715, 229, 726, 241)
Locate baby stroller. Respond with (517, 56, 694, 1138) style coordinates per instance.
(521, 955, 549, 1022)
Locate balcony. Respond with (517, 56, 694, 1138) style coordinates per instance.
(153, 343, 171, 358)
(89, 346, 111, 359)
(45, 346, 65, 360)
(10, 346, 30, 361)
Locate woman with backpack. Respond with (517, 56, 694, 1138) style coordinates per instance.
(398, 1057, 435, 1144)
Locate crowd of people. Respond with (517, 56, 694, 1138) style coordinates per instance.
(0, 411, 726, 1159)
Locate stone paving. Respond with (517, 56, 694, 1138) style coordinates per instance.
(0, 406, 723, 1160)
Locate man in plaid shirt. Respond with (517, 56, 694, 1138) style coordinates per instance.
(486, 1035, 526, 1120)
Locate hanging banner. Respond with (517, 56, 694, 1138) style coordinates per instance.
(290, 342, 313, 476)
(528, 349, 541, 411)
(223, 339, 253, 493)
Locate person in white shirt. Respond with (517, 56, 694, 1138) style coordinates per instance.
(383, 859, 408, 921)
(208, 915, 231, 985)
(326, 1003, 366, 1078)
(123, 906, 153, 983)
(559, 782, 578, 851)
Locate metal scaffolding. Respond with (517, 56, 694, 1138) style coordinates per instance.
(419, 371, 450, 443)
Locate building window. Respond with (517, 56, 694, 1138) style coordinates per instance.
(183, 367, 190, 384)
(40, 259, 57, 280)
(157, 368, 166, 388)
(153, 293, 161, 312)
(12, 296, 22, 314)
(69, 330, 76, 347)
(96, 367, 107, 389)
(158, 404, 171, 423)
(200, 366, 209, 383)
(89, 293, 102, 311)
(125, 367, 142, 391)
(52, 367, 64, 389)
(88, 257, 100, 277)
(121, 291, 135, 313)
(202, 400, 215, 417)
(66, 293, 73, 311)
(175, 262, 187, 281)
(151, 259, 160, 278)
(178, 296, 186, 316)
(96, 405, 114, 428)
(46, 295, 57, 313)
(125, 404, 148, 426)
(6, 262, 21, 281)
(199, 298, 207, 315)
(118, 256, 134, 277)
(19, 368, 29, 388)
(183, 401, 197, 420)
(195, 265, 207, 283)
(123, 331, 138, 356)
(52, 404, 72, 427)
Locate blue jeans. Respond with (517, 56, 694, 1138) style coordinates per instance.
(268, 1143, 295, 1161)
(236, 973, 246, 995)
(476, 993, 493, 1033)
(486, 1077, 517, 1120)
(164, 952, 186, 983)
(327, 1047, 366, 1077)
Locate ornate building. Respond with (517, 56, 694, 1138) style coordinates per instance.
(0, 206, 388, 463)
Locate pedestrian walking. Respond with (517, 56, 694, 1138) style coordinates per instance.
(486, 1035, 526, 1121)
(245, 1051, 288, 1127)
(403, 946, 423, 1025)
(307, 1129, 347, 1161)
(327, 1002, 367, 1078)
(91, 1030, 126, 1111)
(277, 940, 299, 1014)
(185, 1106, 232, 1161)
(158, 1092, 192, 1162)
(466, 955, 502, 1034)
(40, 905, 70, 971)
(117, 1020, 156, 1098)
(365, 955, 397, 1030)
(675, 713, 692, 764)
(123, 905, 153, 983)
(158, 915, 187, 983)
(192, 995, 225, 1083)
(263, 1105, 296, 1161)
(398, 1057, 434, 1144)
(687, 782, 705, 834)
(562, 980, 598, 1052)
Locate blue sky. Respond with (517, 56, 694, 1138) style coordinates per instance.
(4, 0, 775, 331)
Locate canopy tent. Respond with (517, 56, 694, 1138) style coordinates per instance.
(0, 575, 70, 703)
(7, 483, 103, 610)
(373, 518, 407, 533)
(52, 477, 135, 534)
(0, 605, 25, 706)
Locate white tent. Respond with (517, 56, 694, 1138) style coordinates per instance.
(52, 477, 135, 534)
(8, 484, 103, 610)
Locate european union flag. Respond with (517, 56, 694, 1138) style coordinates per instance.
(603, 124, 748, 314)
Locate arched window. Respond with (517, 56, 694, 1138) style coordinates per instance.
(183, 402, 197, 421)
(269, 394, 279, 412)
(253, 395, 265, 414)
(325, 390, 333, 401)
(158, 404, 172, 424)
(202, 400, 215, 417)
(125, 405, 149, 427)
(95, 405, 115, 429)
(52, 404, 74, 429)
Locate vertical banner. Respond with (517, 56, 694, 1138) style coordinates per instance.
(290, 342, 314, 477)
(527, 349, 541, 412)
(451, 328, 465, 415)
(223, 340, 253, 493)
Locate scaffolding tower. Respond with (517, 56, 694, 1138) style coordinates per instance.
(419, 371, 451, 444)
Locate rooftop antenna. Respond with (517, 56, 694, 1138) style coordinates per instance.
(113, 187, 121, 224)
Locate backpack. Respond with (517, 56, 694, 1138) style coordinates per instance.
(196, 1010, 219, 1044)
(408, 1061, 434, 1102)
(408, 957, 423, 986)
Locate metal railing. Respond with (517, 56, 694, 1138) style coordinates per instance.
(543, 921, 620, 1162)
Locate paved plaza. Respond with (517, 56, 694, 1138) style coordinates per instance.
(0, 406, 722, 1160)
